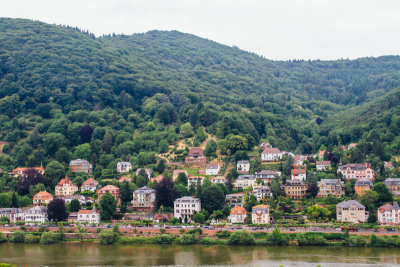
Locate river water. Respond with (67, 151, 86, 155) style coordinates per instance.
(0, 243, 400, 266)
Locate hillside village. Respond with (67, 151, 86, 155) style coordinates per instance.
(1, 132, 400, 229)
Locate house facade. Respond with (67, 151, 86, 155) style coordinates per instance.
(33, 191, 53, 206)
(77, 207, 101, 224)
(261, 147, 283, 162)
(316, 161, 331, 171)
(284, 180, 307, 199)
(229, 206, 247, 223)
(81, 178, 99, 192)
(55, 175, 78, 197)
(337, 163, 375, 180)
(378, 202, 400, 225)
(97, 185, 121, 205)
(252, 204, 270, 224)
(0, 208, 25, 223)
(237, 160, 250, 174)
(11, 165, 45, 177)
(355, 180, 373, 196)
(117, 162, 132, 173)
(132, 186, 156, 211)
(69, 159, 92, 174)
(226, 193, 244, 208)
(185, 147, 207, 165)
(317, 179, 345, 197)
(210, 176, 226, 184)
(384, 178, 400, 197)
(294, 155, 307, 166)
(336, 200, 368, 223)
(234, 175, 256, 189)
(25, 206, 48, 224)
(253, 185, 273, 201)
(254, 170, 280, 184)
(291, 169, 306, 181)
(206, 164, 220, 176)
(174, 196, 201, 223)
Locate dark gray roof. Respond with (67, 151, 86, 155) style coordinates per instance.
(237, 160, 250, 165)
(174, 196, 200, 203)
(238, 175, 255, 180)
(385, 178, 400, 186)
(393, 202, 400, 210)
(336, 200, 365, 209)
(133, 186, 156, 194)
(319, 179, 344, 186)
(285, 180, 306, 186)
(355, 180, 373, 187)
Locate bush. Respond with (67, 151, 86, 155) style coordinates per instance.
(99, 229, 119, 245)
(216, 230, 230, 239)
(266, 228, 288, 246)
(10, 231, 25, 243)
(198, 237, 225, 245)
(228, 230, 255, 245)
(40, 232, 59, 244)
(157, 234, 172, 244)
(296, 233, 326, 246)
(24, 234, 40, 244)
(0, 232, 7, 243)
(348, 236, 367, 247)
(187, 228, 202, 235)
(0, 264, 16, 267)
(369, 234, 389, 247)
(177, 234, 195, 245)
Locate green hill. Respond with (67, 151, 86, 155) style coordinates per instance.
(0, 17, 399, 175)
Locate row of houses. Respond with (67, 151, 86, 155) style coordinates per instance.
(0, 206, 100, 224)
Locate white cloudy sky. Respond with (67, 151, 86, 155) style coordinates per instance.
(1, 0, 399, 60)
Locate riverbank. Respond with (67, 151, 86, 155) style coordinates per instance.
(1, 226, 400, 248)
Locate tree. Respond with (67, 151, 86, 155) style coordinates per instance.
(204, 140, 217, 157)
(0, 193, 11, 208)
(192, 211, 206, 223)
(17, 168, 44, 195)
(155, 159, 166, 173)
(48, 199, 68, 222)
(177, 172, 188, 186)
(100, 193, 117, 220)
(200, 186, 225, 214)
(155, 178, 177, 209)
(306, 183, 319, 199)
(120, 181, 133, 203)
(69, 199, 81, 212)
(81, 124, 94, 144)
(227, 135, 248, 153)
(45, 160, 65, 180)
(175, 183, 189, 198)
(74, 143, 92, 160)
(244, 194, 258, 212)
(11, 192, 18, 208)
(358, 190, 379, 207)
(158, 140, 169, 153)
(372, 182, 393, 205)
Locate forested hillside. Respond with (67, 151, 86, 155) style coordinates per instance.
(0, 17, 400, 175)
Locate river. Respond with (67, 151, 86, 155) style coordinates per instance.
(0, 243, 400, 266)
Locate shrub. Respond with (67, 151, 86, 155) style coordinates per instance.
(177, 234, 195, 245)
(266, 228, 288, 246)
(99, 229, 119, 245)
(228, 230, 255, 245)
(157, 234, 172, 244)
(40, 232, 59, 244)
(187, 228, 202, 236)
(24, 234, 40, 244)
(216, 230, 230, 239)
(369, 234, 388, 247)
(10, 231, 25, 243)
(348, 236, 366, 247)
(0, 264, 16, 267)
(198, 237, 225, 245)
(0, 232, 7, 243)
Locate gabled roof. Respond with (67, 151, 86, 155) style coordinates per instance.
(262, 147, 281, 154)
(237, 160, 250, 165)
(230, 205, 247, 215)
(355, 179, 373, 187)
(336, 200, 365, 209)
(385, 178, 400, 186)
(206, 164, 220, 169)
(188, 147, 204, 157)
(291, 169, 306, 175)
(56, 175, 76, 187)
(133, 186, 156, 194)
(97, 185, 121, 194)
(81, 178, 98, 187)
(318, 179, 344, 186)
(33, 191, 53, 199)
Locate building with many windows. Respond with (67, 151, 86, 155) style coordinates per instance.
(206, 164, 220, 176)
(97, 185, 121, 205)
(226, 193, 244, 208)
(291, 169, 306, 181)
(234, 175, 256, 189)
(55, 175, 78, 197)
(229, 206, 247, 223)
(81, 178, 99, 192)
(317, 179, 345, 197)
(252, 204, 270, 224)
(237, 160, 250, 174)
(77, 207, 101, 225)
(25, 206, 48, 224)
(131, 186, 156, 211)
(0, 208, 25, 223)
(185, 147, 207, 165)
(254, 170, 280, 184)
(117, 162, 132, 173)
(336, 200, 368, 223)
(261, 147, 283, 162)
(284, 180, 307, 199)
(252, 185, 273, 201)
(384, 178, 400, 197)
(338, 163, 375, 180)
(33, 191, 53, 206)
(355, 180, 373, 196)
(378, 202, 400, 225)
(69, 159, 92, 174)
(174, 196, 201, 223)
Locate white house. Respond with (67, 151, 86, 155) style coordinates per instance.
(261, 147, 283, 162)
(210, 176, 226, 184)
(316, 161, 331, 171)
(234, 175, 257, 189)
(174, 196, 201, 223)
(229, 206, 247, 224)
(77, 207, 101, 225)
(117, 162, 132, 173)
(81, 178, 99, 192)
(0, 208, 25, 223)
(188, 176, 204, 187)
(252, 185, 273, 201)
(25, 206, 48, 224)
(237, 160, 250, 174)
(291, 169, 306, 181)
(378, 202, 400, 225)
(206, 164, 220, 176)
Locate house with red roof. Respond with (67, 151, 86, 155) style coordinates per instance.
(77, 207, 101, 224)
(261, 147, 283, 162)
(33, 191, 53, 206)
(11, 165, 44, 177)
(229, 206, 247, 223)
(81, 178, 99, 192)
(55, 175, 78, 197)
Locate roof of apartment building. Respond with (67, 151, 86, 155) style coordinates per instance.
(355, 179, 373, 187)
(336, 200, 365, 209)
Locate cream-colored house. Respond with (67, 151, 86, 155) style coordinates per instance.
(252, 204, 270, 224)
(55, 175, 78, 197)
(336, 200, 369, 223)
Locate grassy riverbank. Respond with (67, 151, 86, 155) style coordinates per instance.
(2, 226, 400, 248)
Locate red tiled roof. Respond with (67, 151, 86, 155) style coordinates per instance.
(151, 175, 164, 183)
(34, 191, 53, 200)
(57, 175, 75, 186)
(230, 206, 247, 215)
(97, 185, 121, 194)
(82, 178, 98, 187)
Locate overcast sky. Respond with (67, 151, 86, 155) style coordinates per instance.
(1, 0, 399, 60)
